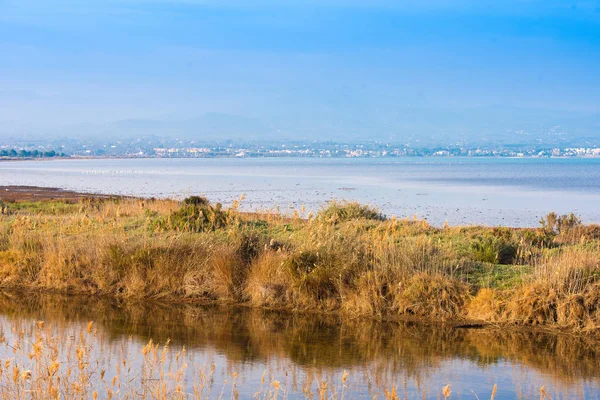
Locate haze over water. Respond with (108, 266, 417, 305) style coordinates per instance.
(2, 157, 600, 227)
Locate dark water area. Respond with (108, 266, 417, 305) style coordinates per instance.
(1, 157, 600, 227)
(1, 291, 600, 399)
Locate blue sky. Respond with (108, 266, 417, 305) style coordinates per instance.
(1, 0, 599, 140)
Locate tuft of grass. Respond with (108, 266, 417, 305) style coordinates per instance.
(317, 200, 386, 223)
(394, 273, 469, 319)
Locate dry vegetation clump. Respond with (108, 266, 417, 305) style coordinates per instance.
(499, 248, 600, 329)
(393, 273, 469, 320)
(245, 250, 291, 307)
(466, 288, 504, 322)
(1, 197, 600, 332)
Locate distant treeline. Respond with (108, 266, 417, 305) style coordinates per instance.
(0, 149, 67, 158)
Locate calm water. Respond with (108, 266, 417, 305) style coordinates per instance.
(1, 292, 600, 399)
(1, 157, 600, 226)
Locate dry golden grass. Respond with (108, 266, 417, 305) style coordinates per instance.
(0, 197, 599, 333)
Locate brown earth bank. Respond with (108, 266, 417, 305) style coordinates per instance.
(0, 186, 290, 222)
(1, 186, 600, 336)
(0, 185, 121, 202)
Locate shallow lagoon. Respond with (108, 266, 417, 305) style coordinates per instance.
(1, 292, 600, 399)
(2, 157, 600, 227)
(3, 157, 600, 398)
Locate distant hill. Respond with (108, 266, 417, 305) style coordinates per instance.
(64, 113, 274, 142)
(2, 107, 599, 147)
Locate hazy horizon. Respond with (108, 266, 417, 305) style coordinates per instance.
(1, 0, 599, 144)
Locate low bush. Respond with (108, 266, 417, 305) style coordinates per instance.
(317, 201, 386, 223)
(154, 196, 232, 232)
(470, 236, 518, 265)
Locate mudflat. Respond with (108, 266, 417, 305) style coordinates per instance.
(0, 186, 119, 202)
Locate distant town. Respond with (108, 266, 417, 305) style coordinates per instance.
(1, 137, 600, 159)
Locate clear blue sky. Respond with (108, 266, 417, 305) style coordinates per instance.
(1, 0, 599, 140)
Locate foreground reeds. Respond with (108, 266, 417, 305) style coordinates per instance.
(0, 196, 599, 333)
(1, 319, 555, 399)
(0, 319, 348, 399)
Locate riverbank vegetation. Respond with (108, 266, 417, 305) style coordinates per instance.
(0, 196, 599, 333)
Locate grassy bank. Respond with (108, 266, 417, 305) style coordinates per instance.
(0, 195, 599, 333)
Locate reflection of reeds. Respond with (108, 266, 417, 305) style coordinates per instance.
(0, 319, 551, 399)
(0, 319, 246, 399)
(1, 198, 600, 332)
(0, 319, 403, 399)
(1, 291, 599, 388)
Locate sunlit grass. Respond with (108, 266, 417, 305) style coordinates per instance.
(0, 196, 599, 332)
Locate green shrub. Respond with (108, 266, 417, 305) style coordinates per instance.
(471, 236, 518, 265)
(154, 196, 231, 232)
(471, 237, 497, 263)
(183, 196, 210, 207)
(318, 201, 386, 223)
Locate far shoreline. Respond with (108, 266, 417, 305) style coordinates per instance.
(2, 154, 600, 162)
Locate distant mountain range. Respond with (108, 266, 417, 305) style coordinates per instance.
(3, 106, 599, 147)
(62, 113, 274, 142)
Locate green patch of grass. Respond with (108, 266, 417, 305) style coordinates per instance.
(6, 201, 80, 215)
(466, 263, 533, 290)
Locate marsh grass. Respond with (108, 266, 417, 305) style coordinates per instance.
(0, 197, 599, 332)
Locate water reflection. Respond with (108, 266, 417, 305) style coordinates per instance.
(1, 291, 600, 399)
